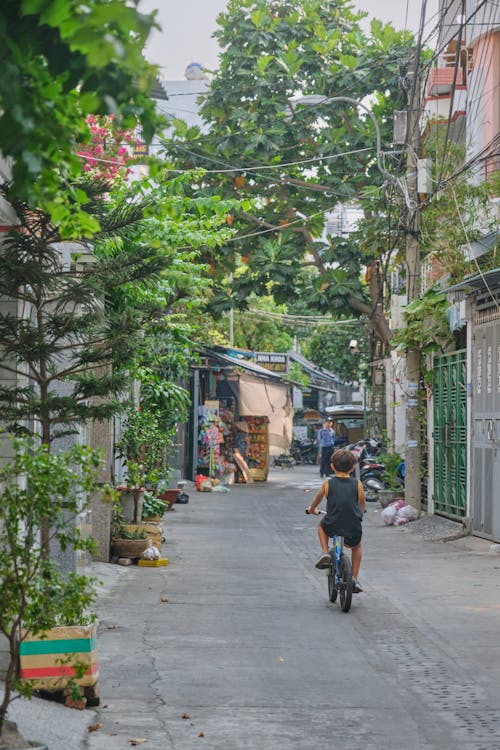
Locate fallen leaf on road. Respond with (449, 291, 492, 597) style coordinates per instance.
(129, 740, 147, 746)
(106, 624, 117, 629)
(278, 657, 285, 662)
(198, 732, 205, 737)
(87, 724, 102, 732)
(181, 713, 190, 720)
(160, 597, 169, 602)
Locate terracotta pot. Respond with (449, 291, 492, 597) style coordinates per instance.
(112, 537, 150, 559)
(157, 489, 179, 506)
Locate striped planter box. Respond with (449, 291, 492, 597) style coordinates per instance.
(19, 624, 99, 690)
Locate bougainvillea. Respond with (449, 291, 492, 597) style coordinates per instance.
(78, 115, 141, 184)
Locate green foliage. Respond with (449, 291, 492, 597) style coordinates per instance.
(115, 406, 173, 523)
(161, 0, 413, 339)
(114, 522, 148, 540)
(0, 165, 234, 451)
(0, 435, 100, 731)
(141, 491, 168, 520)
(287, 361, 310, 389)
(208, 295, 294, 351)
(304, 321, 370, 383)
(0, 0, 160, 233)
(391, 288, 453, 360)
(0, 185, 168, 446)
(420, 129, 498, 282)
(377, 449, 403, 489)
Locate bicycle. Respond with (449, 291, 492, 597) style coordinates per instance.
(306, 509, 353, 613)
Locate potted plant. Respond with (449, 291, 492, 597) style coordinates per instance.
(141, 491, 169, 522)
(377, 450, 405, 507)
(0, 435, 100, 747)
(115, 407, 171, 524)
(111, 518, 150, 559)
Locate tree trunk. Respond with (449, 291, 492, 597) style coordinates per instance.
(41, 418, 51, 559)
(347, 296, 392, 346)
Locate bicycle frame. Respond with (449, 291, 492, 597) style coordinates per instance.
(305, 507, 352, 611)
(331, 535, 344, 581)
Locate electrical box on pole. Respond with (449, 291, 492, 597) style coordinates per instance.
(393, 111, 408, 145)
(417, 158, 432, 194)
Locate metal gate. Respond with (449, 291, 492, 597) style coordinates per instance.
(433, 350, 467, 518)
(471, 320, 500, 541)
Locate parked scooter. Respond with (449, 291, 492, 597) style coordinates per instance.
(291, 438, 318, 465)
(272, 453, 296, 469)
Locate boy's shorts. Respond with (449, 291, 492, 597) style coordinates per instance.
(321, 517, 362, 548)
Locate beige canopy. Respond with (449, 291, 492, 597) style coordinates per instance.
(229, 372, 293, 455)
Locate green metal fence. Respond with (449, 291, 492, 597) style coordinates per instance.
(433, 350, 467, 518)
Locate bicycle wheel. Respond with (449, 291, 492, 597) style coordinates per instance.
(328, 561, 338, 603)
(339, 554, 353, 612)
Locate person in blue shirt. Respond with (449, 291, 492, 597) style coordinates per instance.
(317, 419, 335, 478)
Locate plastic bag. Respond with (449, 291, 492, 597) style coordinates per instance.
(176, 492, 189, 504)
(381, 504, 398, 526)
(141, 541, 160, 560)
(395, 504, 418, 525)
(196, 475, 213, 492)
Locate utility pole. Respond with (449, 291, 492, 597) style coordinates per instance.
(405, 48, 422, 514)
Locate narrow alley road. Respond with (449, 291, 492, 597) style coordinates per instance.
(89, 466, 500, 750)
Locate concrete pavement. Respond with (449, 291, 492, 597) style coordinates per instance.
(7, 465, 500, 749)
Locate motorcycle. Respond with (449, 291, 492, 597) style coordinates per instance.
(291, 438, 318, 465)
(272, 453, 296, 469)
(360, 458, 405, 502)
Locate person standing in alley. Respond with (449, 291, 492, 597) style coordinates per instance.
(317, 418, 335, 478)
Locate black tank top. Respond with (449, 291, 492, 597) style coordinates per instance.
(325, 476, 362, 537)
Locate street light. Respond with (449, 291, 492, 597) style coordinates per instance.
(289, 94, 391, 182)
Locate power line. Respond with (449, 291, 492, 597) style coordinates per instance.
(244, 308, 359, 327)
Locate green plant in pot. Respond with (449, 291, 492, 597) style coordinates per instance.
(0, 435, 100, 745)
(141, 491, 168, 521)
(376, 450, 405, 506)
(115, 407, 171, 524)
(119, 460, 149, 525)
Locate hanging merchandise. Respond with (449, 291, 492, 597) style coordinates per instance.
(242, 416, 270, 481)
(197, 399, 236, 482)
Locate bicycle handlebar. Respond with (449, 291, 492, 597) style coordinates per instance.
(305, 508, 326, 515)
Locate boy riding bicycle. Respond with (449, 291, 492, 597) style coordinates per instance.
(306, 448, 366, 593)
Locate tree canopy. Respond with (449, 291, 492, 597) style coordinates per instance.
(0, 0, 160, 233)
(162, 0, 413, 345)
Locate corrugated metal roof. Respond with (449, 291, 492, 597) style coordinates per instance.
(446, 267, 500, 294)
(200, 348, 283, 381)
(288, 351, 340, 384)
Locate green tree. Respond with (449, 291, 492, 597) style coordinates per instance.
(0, 169, 236, 553)
(0, 0, 160, 233)
(0, 436, 101, 737)
(304, 321, 371, 383)
(162, 0, 413, 345)
(208, 295, 294, 351)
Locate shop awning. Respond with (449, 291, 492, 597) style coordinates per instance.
(200, 347, 284, 381)
(446, 267, 500, 295)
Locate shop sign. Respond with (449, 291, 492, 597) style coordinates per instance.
(255, 352, 288, 373)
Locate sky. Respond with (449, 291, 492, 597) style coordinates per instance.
(139, 0, 439, 81)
